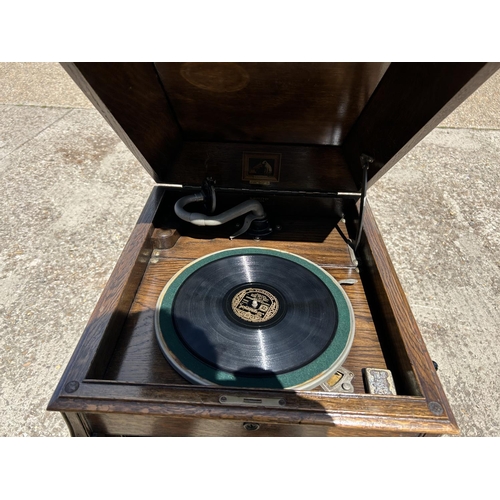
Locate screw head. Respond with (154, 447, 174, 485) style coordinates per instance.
(279, 399, 286, 406)
(219, 396, 227, 403)
(64, 381, 79, 393)
(429, 401, 444, 416)
(243, 422, 260, 431)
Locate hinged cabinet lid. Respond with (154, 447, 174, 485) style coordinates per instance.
(62, 62, 499, 193)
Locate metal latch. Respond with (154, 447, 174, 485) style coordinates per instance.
(320, 366, 354, 393)
(219, 395, 286, 407)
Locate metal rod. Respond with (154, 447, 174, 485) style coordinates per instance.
(161, 184, 362, 199)
(180, 185, 362, 199)
(353, 154, 373, 253)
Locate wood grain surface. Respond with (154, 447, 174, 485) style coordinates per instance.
(60, 63, 499, 192)
(104, 256, 385, 394)
(170, 141, 358, 193)
(49, 189, 459, 436)
(342, 62, 500, 188)
(100, 211, 386, 395)
(155, 62, 389, 145)
(54, 382, 455, 436)
(61, 63, 182, 183)
(357, 201, 458, 430)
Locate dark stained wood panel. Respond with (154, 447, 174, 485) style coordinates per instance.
(61, 63, 183, 183)
(60, 62, 499, 192)
(342, 62, 500, 188)
(171, 141, 358, 193)
(155, 62, 390, 145)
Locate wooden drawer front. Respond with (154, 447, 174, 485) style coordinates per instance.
(80, 412, 419, 437)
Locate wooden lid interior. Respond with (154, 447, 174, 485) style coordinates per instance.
(155, 63, 389, 146)
(62, 62, 499, 193)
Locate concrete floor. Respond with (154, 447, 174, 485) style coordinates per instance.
(1, 63, 499, 436)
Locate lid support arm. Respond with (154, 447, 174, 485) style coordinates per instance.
(352, 154, 373, 253)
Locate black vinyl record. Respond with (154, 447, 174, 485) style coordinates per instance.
(171, 253, 338, 376)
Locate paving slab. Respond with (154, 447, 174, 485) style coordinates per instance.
(439, 70, 500, 130)
(0, 104, 69, 161)
(0, 62, 93, 109)
(0, 107, 153, 436)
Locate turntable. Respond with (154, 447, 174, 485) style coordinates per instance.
(48, 62, 500, 436)
(155, 246, 355, 390)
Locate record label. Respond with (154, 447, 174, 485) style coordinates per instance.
(231, 287, 279, 323)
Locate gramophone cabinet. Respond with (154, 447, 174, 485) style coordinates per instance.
(47, 62, 499, 436)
